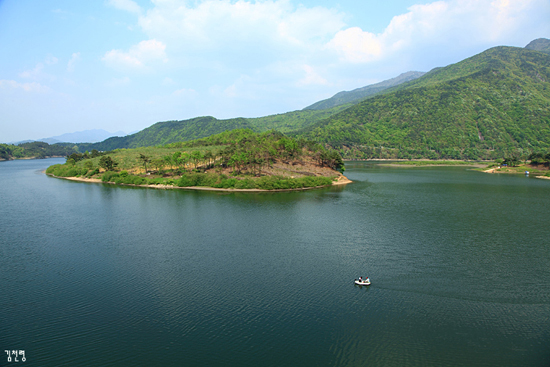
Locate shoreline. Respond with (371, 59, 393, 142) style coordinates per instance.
(1, 155, 66, 162)
(484, 168, 550, 180)
(47, 173, 352, 192)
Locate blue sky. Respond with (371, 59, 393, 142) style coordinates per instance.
(1, 0, 549, 142)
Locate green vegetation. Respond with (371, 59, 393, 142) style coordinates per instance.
(73, 107, 349, 153)
(528, 150, 550, 166)
(46, 130, 345, 191)
(0, 141, 76, 160)
(298, 46, 550, 160)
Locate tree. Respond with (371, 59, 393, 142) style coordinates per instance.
(152, 158, 165, 173)
(139, 154, 151, 173)
(190, 150, 203, 170)
(99, 156, 117, 171)
(203, 151, 214, 168)
(177, 152, 190, 172)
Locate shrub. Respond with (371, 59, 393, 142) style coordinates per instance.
(235, 179, 256, 189)
(102, 171, 120, 182)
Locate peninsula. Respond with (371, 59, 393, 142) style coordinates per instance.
(46, 129, 350, 191)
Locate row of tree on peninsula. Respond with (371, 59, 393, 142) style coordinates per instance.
(46, 130, 346, 190)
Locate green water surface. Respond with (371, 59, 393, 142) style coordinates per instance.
(1, 159, 549, 366)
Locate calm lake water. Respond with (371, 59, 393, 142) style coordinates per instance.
(1, 158, 549, 367)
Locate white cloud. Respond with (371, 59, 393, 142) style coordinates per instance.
(327, 0, 550, 64)
(67, 52, 81, 72)
(0, 79, 51, 93)
(296, 65, 329, 86)
(107, 0, 142, 14)
(102, 39, 167, 70)
(138, 0, 345, 50)
(19, 63, 44, 79)
(19, 55, 59, 80)
(327, 27, 382, 63)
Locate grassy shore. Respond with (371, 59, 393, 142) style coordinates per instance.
(374, 160, 489, 167)
(479, 163, 550, 177)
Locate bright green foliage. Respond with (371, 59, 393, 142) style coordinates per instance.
(46, 164, 89, 177)
(175, 173, 333, 190)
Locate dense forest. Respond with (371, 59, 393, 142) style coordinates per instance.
(0, 142, 76, 160)
(298, 46, 550, 160)
(47, 130, 346, 191)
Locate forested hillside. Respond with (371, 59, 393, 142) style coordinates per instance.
(0, 142, 76, 160)
(298, 46, 550, 160)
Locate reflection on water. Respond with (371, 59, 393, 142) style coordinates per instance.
(1, 158, 549, 367)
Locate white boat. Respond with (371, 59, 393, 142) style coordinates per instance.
(354, 278, 371, 286)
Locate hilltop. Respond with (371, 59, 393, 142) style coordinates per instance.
(525, 38, 550, 55)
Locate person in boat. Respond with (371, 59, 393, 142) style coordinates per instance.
(358, 276, 363, 282)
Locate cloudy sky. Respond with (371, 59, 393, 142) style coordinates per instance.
(1, 0, 549, 142)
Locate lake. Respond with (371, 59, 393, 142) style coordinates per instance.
(1, 158, 549, 367)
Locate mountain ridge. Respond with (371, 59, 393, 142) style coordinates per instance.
(304, 71, 426, 110)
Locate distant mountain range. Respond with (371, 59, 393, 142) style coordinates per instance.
(43, 129, 127, 144)
(9, 129, 127, 145)
(68, 37, 550, 160)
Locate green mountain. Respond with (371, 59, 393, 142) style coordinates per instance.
(77, 116, 252, 152)
(298, 46, 550, 160)
(525, 38, 550, 55)
(304, 71, 426, 110)
(75, 106, 350, 152)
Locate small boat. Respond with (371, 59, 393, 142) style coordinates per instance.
(354, 278, 371, 286)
